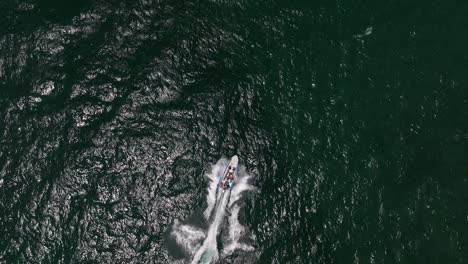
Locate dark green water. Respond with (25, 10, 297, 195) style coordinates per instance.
(1, 0, 468, 263)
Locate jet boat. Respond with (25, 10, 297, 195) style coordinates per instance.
(217, 155, 238, 191)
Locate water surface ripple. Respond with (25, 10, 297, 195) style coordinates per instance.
(1, 0, 468, 263)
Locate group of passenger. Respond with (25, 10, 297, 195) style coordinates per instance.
(220, 165, 236, 189)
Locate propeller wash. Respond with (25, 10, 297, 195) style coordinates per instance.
(170, 156, 256, 263)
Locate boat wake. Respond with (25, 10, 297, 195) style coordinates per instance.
(169, 158, 256, 263)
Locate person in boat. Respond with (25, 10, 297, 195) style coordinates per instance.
(227, 166, 235, 179)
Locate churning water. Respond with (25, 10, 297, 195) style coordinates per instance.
(170, 158, 255, 263)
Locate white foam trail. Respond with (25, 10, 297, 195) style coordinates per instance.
(223, 170, 256, 255)
(223, 205, 254, 255)
(171, 158, 256, 263)
(171, 220, 206, 255)
(191, 191, 229, 264)
(229, 169, 256, 207)
(203, 159, 228, 220)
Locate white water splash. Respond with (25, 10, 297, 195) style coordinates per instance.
(171, 220, 206, 255)
(170, 158, 256, 263)
(203, 160, 227, 220)
(191, 191, 229, 264)
(224, 167, 256, 255)
(354, 26, 373, 38)
(228, 167, 256, 207)
(223, 205, 255, 255)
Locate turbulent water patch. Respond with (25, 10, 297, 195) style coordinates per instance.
(169, 158, 256, 263)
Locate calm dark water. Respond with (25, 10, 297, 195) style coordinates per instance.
(1, 0, 468, 263)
